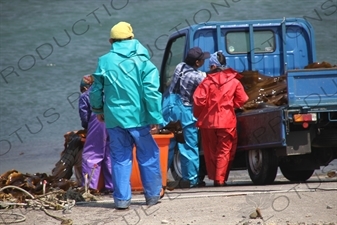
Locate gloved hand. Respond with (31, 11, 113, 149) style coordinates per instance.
(150, 124, 160, 134)
(96, 114, 104, 122)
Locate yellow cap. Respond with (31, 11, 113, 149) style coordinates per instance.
(110, 21, 134, 39)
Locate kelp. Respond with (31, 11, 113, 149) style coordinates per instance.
(240, 61, 336, 110)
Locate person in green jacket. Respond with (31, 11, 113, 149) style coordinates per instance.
(89, 21, 164, 209)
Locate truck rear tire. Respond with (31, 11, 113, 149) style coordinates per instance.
(170, 148, 207, 182)
(246, 149, 278, 185)
(170, 149, 182, 181)
(280, 167, 314, 182)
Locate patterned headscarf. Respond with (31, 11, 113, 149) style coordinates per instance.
(80, 74, 93, 93)
(209, 50, 224, 67)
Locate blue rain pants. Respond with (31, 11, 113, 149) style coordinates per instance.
(107, 125, 162, 208)
(162, 92, 200, 186)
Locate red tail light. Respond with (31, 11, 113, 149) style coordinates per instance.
(293, 113, 317, 122)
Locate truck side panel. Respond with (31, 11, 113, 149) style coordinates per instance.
(236, 107, 285, 151)
(287, 68, 337, 109)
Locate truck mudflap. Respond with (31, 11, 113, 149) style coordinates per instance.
(287, 68, 337, 109)
(236, 106, 285, 151)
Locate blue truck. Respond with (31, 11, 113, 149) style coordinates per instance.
(159, 18, 337, 185)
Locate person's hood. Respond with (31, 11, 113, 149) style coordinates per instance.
(110, 39, 150, 59)
(208, 67, 243, 85)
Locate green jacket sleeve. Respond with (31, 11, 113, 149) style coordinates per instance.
(142, 61, 163, 124)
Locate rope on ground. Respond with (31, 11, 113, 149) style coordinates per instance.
(0, 212, 26, 224)
(0, 185, 35, 199)
(41, 207, 73, 225)
(0, 185, 75, 225)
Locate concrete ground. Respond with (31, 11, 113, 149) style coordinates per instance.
(1, 167, 336, 225)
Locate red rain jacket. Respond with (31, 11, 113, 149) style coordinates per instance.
(193, 68, 249, 128)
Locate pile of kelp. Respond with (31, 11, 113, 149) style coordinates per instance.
(0, 170, 79, 202)
(0, 130, 100, 207)
(240, 71, 287, 110)
(51, 130, 86, 186)
(240, 61, 336, 110)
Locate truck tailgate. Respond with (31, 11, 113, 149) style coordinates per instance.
(287, 68, 337, 109)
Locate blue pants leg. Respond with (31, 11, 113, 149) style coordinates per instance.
(107, 126, 162, 208)
(177, 122, 199, 186)
(129, 126, 162, 205)
(107, 127, 133, 209)
(166, 102, 200, 186)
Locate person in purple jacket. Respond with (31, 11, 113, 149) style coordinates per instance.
(79, 74, 113, 192)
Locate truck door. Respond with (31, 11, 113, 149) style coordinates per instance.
(159, 34, 187, 93)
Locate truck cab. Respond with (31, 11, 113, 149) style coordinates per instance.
(160, 18, 337, 185)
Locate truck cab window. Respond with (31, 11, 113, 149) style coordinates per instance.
(226, 30, 275, 54)
(162, 35, 186, 91)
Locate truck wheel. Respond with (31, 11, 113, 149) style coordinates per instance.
(280, 167, 314, 182)
(170, 148, 207, 182)
(170, 150, 182, 181)
(246, 149, 278, 185)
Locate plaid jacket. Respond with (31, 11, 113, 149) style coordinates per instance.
(168, 62, 206, 106)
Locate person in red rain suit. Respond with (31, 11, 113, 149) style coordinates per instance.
(193, 50, 249, 186)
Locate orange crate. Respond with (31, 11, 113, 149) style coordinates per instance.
(130, 133, 174, 191)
